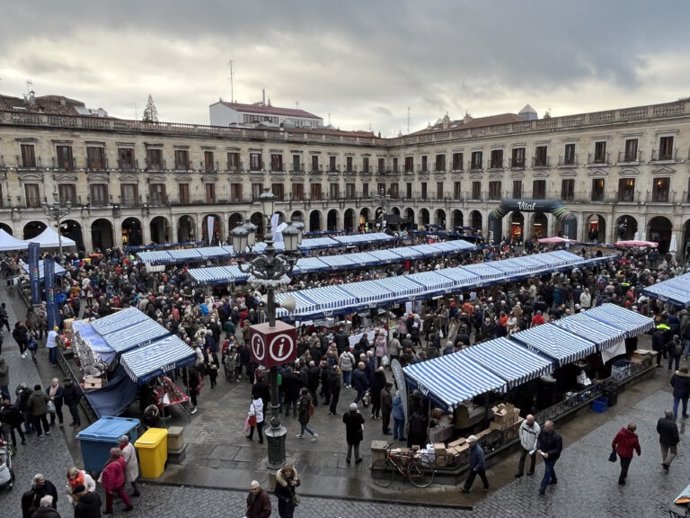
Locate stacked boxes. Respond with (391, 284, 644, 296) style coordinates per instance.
(489, 403, 521, 431)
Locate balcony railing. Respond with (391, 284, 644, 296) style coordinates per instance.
(52, 157, 75, 170)
(617, 151, 642, 163)
(587, 153, 611, 165)
(86, 159, 109, 171)
(118, 159, 138, 170)
(488, 161, 504, 170)
(509, 159, 525, 169)
(145, 159, 167, 171)
(469, 161, 483, 171)
(532, 156, 550, 168)
(557, 155, 578, 167)
(651, 149, 678, 161)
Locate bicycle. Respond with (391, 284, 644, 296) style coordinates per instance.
(371, 443, 435, 488)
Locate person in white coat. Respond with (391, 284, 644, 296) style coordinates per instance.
(515, 414, 541, 477)
(119, 434, 140, 497)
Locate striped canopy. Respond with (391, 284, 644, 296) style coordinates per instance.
(101, 319, 171, 354)
(582, 303, 654, 338)
(553, 312, 627, 349)
(91, 307, 150, 335)
(511, 325, 597, 367)
(120, 334, 196, 384)
(642, 273, 690, 307)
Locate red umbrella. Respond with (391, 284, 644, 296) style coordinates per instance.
(614, 240, 658, 248)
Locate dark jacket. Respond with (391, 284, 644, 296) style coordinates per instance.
(74, 491, 102, 518)
(0, 402, 23, 427)
(380, 387, 393, 415)
(657, 416, 680, 446)
(32, 480, 58, 508)
(343, 409, 365, 444)
(245, 487, 272, 518)
(468, 443, 486, 471)
(326, 368, 341, 393)
(537, 429, 563, 462)
(27, 389, 49, 417)
(352, 368, 369, 393)
(31, 507, 61, 518)
(371, 371, 386, 405)
(62, 379, 82, 407)
(670, 370, 690, 399)
(297, 393, 313, 424)
(612, 427, 641, 460)
(281, 371, 300, 401)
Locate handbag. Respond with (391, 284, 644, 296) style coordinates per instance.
(291, 493, 300, 507)
(248, 414, 257, 427)
(608, 449, 617, 463)
(47, 400, 56, 413)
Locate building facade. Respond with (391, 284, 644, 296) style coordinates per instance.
(0, 95, 689, 257)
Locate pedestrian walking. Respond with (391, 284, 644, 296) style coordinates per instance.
(99, 448, 133, 514)
(669, 335, 683, 372)
(657, 410, 680, 471)
(537, 420, 563, 495)
(186, 366, 201, 415)
(326, 365, 341, 416)
(670, 367, 690, 419)
(61, 378, 82, 427)
(274, 464, 300, 518)
(460, 435, 489, 493)
(31, 495, 61, 518)
(245, 480, 272, 518)
(27, 384, 50, 437)
(611, 423, 641, 485)
(246, 396, 264, 444)
(72, 483, 102, 518)
(0, 302, 10, 332)
(380, 382, 393, 435)
(31, 474, 59, 510)
(370, 367, 386, 419)
(343, 402, 365, 464)
(45, 378, 63, 427)
(46, 327, 59, 368)
(392, 391, 406, 441)
(296, 388, 318, 442)
(0, 357, 9, 402)
(118, 435, 140, 497)
(0, 398, 26, 446)
(352, 362, 369, 405)
(515, 414, 540, 477)
(338, 347, 356, 388)
(65, 467, 96, 506)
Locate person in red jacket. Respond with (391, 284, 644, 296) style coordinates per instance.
(100, 448, 133, 514)
(611, 423, 641, 485)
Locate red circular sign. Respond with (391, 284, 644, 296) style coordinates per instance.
(269, 333, 295, 363)
(251, 333, 266, 362)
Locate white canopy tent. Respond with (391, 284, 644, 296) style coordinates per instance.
(27, 227, 76, 248)
(0, 229, 29, 252)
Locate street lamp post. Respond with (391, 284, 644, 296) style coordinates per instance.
(43, 197, 72, 259)
(231, 188, 301, 470)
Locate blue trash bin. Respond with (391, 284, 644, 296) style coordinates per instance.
(76, 416, 140, 474)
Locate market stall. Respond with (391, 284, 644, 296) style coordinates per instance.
(642, 272, 690, 307)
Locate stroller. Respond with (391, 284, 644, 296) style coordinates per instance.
(0, 438, 14, 491)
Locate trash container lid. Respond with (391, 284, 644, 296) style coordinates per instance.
(77, 416, 140, 442)
(135, 428, 168, 448)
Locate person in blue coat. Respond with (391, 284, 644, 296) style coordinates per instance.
(392, 392, 406, 441)
(460, 435, 489, 493)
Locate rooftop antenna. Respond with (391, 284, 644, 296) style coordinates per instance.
(328, 112, 331, 125)
(26, 80, 33, 94)
(407, 106, 410, 134)
(227, 60, 235, 102)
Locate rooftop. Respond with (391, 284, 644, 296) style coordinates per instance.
(214, 100, 322, 120)
(0, 93, 108, 117)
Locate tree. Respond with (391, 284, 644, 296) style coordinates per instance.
(142, 94, 158, 122)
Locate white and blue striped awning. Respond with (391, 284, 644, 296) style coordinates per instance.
(188, 266, 238, 285)
(511, 325, 597, 367)
(275, 291, 320, 318)
(135, 250, 173, 265)
(404, 353, 507, 411)
(345, 252, 382, 267)
(367, 249, 405, 263)
(428, 240, 475, 254)
(101, 319, 171, 354)
(548, 250, 585, 265)
(375, 276, 426, 297)
(295, 257, 329, 274)
(166, 248, 203, 262)
(197, 246, 231, 260)
(642, 273, 690, 307)
(318, 254, 360, 269)
(459, 263, 504, 282)
(406, 271, 456, 293)
(582, 303, 654, 338)
(341, 280, 394, 305)
(438, 266, 480, 287)
(120, 335, 196, 384)
(408, 244, 442, 258)
(299, 237, 335, 250)
(332, 232, 392, 246)
(552, 312, 627, 349)
(462, 337, 554, 390)
(388, 246, 424, 259)
(91, 307, 150, 335)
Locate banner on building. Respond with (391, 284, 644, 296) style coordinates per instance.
(207, 216, 215, 245)
(45, 258, 58, 330)
(28, 242, 41, 305)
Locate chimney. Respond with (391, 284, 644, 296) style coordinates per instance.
(262, 89, 265, 106)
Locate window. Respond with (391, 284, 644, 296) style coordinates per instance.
(435, 154, 446, 172)
(490, 150, 503, 169)
(404, 156, 414, 172)
(251, 183, 263, 199)
(436, 182, 444, 199)
(471, 181, 481, 200)
(90, 184, 108, 206)
(534, 146, 548, 167)
(511, 147, 525, 169)
(85, 146, 105, 170)
(149, 183, 166, 204)
(292, 155, 301, 172)
(270, 153, 283, 172)
(389, 184, 399, 198)
(118, 147, 134, 170)
(346, 183, 356, 198)
(591, 179, 605, 202)
(329, 156, 336, 172)
(205, 183, 216, 203)
(405, 183, 412, 199)
(0, 185, 2, 207)
(421, 156, 428, 172)
(392, 157, 399, 172)
(310, 183, 322, 200)
(513, 180, 523, 199)
(362, 157, 370, 173)
(25, 184, 40, 208)
(346, 157, 353, 172)
(421, 182, 428, 199)
(623, 139, 638, 162)
(563, 144, 576, 165)
(204, 151, 215, 172)
(452, 152, 464, 171)
(56, 145, 73, 169)
(488, 181, 502, 200)
(174, 149, 189, 170)
(250, 152, 262, 171)
(20, 144, 36, 168)
(230, 183, 242, 202)
(312, 155, 321, 172)
(377, 183, 386, 196)
(362, 183, 369, 198)
(179, 184, 190, 204)
(471, 151, 483, 170)
(330, 183, 340, 199)
(58, 184, 77, 205)
(121, 184, 138, 205)
(271, 183, 284, 201)
(453, 181, 462, 200)
(378, 158, 385, 174)
(659, 136, 674, 160)
(146, 148, 162, 170)
(593, 141, 607, 164)
(618, 178, 635, 202)
(532, 180, 546, 199)
(227, 152, 240, 171)
(292, 183, 304, 201)
(561, 179, 575, 201)
(652, 177, 670, 202)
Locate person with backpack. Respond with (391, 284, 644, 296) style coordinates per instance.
(296, 388, 318, 442)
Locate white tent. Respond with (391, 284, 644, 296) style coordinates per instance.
(0, 228, 29, 252)
(27, 227, 76, 248)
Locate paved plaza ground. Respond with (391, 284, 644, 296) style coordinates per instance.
(1, 284, 688, 517)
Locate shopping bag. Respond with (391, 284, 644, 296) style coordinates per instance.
(608, 449, 617, 463)
(382, 355, 390, 367)
(243, 416, 252, 434)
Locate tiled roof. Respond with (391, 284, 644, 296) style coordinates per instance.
(411, 112, 525, 135)
(219, 101, 322, 120)
(0, 94, 87, 116)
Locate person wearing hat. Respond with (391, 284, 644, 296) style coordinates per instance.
(342, 403, 365, 464)
(73, 481, 102, 518)
(460, 435, 489, 493)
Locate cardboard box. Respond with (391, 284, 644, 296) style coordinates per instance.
(448, 437, 466, 448)
(82, 375, 103, 389)
(433, 443, 446, 455)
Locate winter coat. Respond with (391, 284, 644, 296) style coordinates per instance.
(343, 409, 365, 444)
(274, 467, 300, 506)
(0, 359, 8, 387)
(248, 398, 264, 424)
(380, 387, 393, 415)
(670, 371, 690, 399)
(518, 420, 541, 452)
(657, 417, 680, 446)
(326, 368, 341, 393)
(62, 379, 82, 407)
(281, 372, 300, 401)
(338, 351, 355, 372)
(245, 487, 272, 518)
(28, 389, 49, 417)
(392, 395, 404, 420)
(612, 427, 641, 460)
(352, 368, 369, 393)
(74, 491, 102, 518)
(31, 507, 61, 518)
(0, 402, 23, 427)
(468, 443, 486, 471)
(100, 457, 126, 492)
(297, 394, 313, 425)
(120, 442, 139, 484)
(537, 429, 563, 461)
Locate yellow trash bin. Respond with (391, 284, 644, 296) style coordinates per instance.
(134, 428, 168, 478)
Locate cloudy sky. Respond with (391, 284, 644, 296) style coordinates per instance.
(2, 0, 690, 136)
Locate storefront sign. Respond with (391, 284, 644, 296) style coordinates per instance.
(28, 242, 40, 305)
